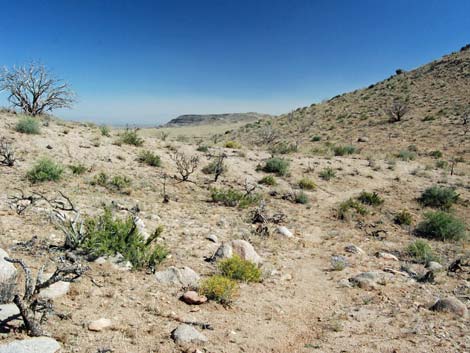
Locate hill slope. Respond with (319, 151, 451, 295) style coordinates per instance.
(165, 112, 272, 127)
(230, 45, 470, 158)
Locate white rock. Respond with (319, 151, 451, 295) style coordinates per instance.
(88, 318, 112, 331)
(171, 324, 208, 344)
(0, 304, 19, 321)
(206, 234, 218, 243)
(38, 273, 70, 300)
(276, 226, 293, 238)
(155, 266, 200, 288)
(0, 248, 17, 304)
(376, 252, 399, 261)
(212, 240, 262, 265)
(426, 261, 443, 272)
(134, 216, 150, 240)
(0, 337, 60, 353)
(344, 244, 364, 254)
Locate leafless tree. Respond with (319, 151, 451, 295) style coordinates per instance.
(259, 125, 279, 144)
(0, 63, 75, 116)
(386, 100, 409, 123)
(0, 137, 15, 166)
(2, 258, 88, 336)
(171, 152, 199, 182)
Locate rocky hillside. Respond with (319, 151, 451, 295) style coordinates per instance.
(229, 45, 470, 159)
(165, 112, 272, 127)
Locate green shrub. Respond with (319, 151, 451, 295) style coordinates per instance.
(418, 186, 459, 210)
(68, 163, 87, 175)
(210, 188, 260, 208)
(397, 150, 416, 161)
(270, 142, 298, 154)
(218, 256, 261, 282)
(429, 150, 442, 158)
(294, 191, 309, 204)
(82, 208, 168, 269)
(224, 141, 241, 149)
(406, 240, 436, 264)
(394, 209, 413, 226)
(91, 172, 108, 187)
(435, 160, 448, 169)
(357, 191, 384, 206)
(338, 198, 367, 220)
(333, 145, 356, 156)
(199, 275, 238, 305)
(27, 158, 63, 183)
(258, 175, 277, 186)
(261, 157, 289, 176)
(319, 167, 336, 181)
(311, 135, 321, 142)
(119, 128, 144, 146)
(298, 178, 316, 190)
(416, 211, 467, 241)
(100, 125, 111, 137)
(196, 145, 209, 152)
(15, 117, 40, 134)
(138, 150, 161, 167)
(91, 173, 131, 192)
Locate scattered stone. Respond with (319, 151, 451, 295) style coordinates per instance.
(426, 261, 443, 272)
(134, 216, 150, 240)
(0, 248, 17, 304)
(430, 297, 468, 318)
(349, 272, 380, 290)
(337, 279, 353, 288)
(95, 253, 133, 271)
(0, 304, 19, 321)
(171, 324, 208, 345)
(376, 252, 399, 261)
(344, 244, 364, 254)
(38, 273, 70, 300)
(230, 240, 262, 265)
(357, 137, 369, 142)
(88, 318, 112, 331)
(206, 234, 218, 243)
(181, 291, 207, 305)
(0, 337, 60, 353)
(276, 226, 293, 238)
(155, 266, 200, 288)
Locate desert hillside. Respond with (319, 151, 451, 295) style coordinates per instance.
(164, 112, 272, 127)
(0, 91, 469, 353)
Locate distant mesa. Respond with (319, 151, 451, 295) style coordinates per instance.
(164, 112, 273, 127)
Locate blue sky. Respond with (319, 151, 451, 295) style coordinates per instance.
(0, 0, 469, 125)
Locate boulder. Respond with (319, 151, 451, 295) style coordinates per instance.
(430, 297, 468, 318)
(0, 249, 17, 304)
(426, 261, 443, 272)
(276, 226, 293, 238)
(171, 324, 208, 345)
(38, 273, 70, 300)
(88, 318, 113, 331)
(0, 304, 19, 322)
(181, 291, 207, 305)
(230, 240, 262, 265)
(155, 266, 200, 288)
(0, 337, 60, 353)
(349, 272, 380, 290)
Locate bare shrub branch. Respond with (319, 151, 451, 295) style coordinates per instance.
(0, 137, 15, 166)
(386, 100, 409, 122)
(171, 152, 199, 182)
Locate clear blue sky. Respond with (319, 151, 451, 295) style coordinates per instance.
(0, 0, 469, 125)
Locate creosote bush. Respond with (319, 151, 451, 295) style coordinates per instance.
(68, 163, 87, 175)
(196, 145, 209, 152)
(319, 167, 336, 181)
(338, 198, 367, 220)
(394, 209, 413, 226)
(418, 186, 459, 210)
(406, 240, 436, 264)
(15, 116, 40, 134)
(298, 177, 316, 190)
(260, 157, 290, 176)
(138, 150, 161, 167)
(224, 140, 241, 149)
(357, 191, 384, 206)
(100, 125, 110, 137)
(91, 172, 131, 192)
(270, 142, 298, 154)
(82, 208, 168, 270)
(210, 187, 260, 208)
(294, 191, 309, 204)
(397, 150, 416, 161)
(118, 128, 144, 146)
(416, 211, 467, 241)
(27, 158, 63, 183)
(199, 275, 238, 305)
(217, 256, 262, 283)
(258, 175, 277, 186)
(333, 145, 356, 156)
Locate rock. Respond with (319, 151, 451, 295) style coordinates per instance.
(181, 291, 207, 305)
(0, 304, 19, 321)
(337, 279, 353, 288)
(206, 234, 218, 243)
(230, 240, 262, 265)
(349, 272, 380, 290)
(171, 324, 208, 345)
(108, 253, 132, 271)
(344, 244, 364, 254)
(38, 273, 70, 300)
(212, 242, 233, 261)
(0, 248, 17, 304)
(430, 297, 468, 318)
(276, 226, 293, 238)
(357, 137, 369, 142)
(426, 261, 443, 272)
(88, 318, 112, 331)
(134, 216, 150, 240)
(0, 337, 60, 353)
(376, 252, 399, 261)
(155, 266, 200, 288)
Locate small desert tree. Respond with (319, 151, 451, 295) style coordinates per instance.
(171, 152, 199, 182)
(0, 63, 75, 116)
(386, 100, 409, 123)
